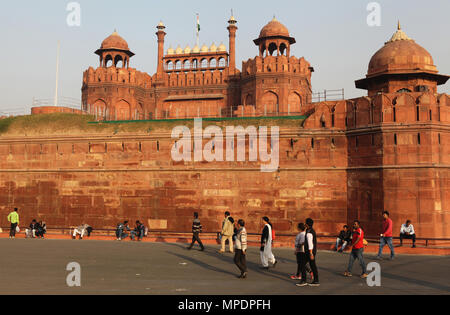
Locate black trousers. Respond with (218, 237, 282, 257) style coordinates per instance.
(305, 253, 319, 283)
(400, 233, 416, 244)
(10, 223, 17, 237)
(296, 252, 311, 277)
(188, 232, 204, 249)
(234, 249, 247, 274)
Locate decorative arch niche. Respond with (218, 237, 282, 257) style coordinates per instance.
(262, 91, 279, 114)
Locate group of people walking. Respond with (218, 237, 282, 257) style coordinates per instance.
(186, 211, 321, 285)
(187, 210, 416, 285)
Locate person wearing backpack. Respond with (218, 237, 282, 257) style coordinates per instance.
(260, 216, 277, 269)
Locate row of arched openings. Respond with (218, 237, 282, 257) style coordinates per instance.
(166, 57, 227, 71)
(103, 54, 129, 68)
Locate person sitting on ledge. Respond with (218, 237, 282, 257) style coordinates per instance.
(26, 219, 40, 238)
(72, 224, 93, 240)
(400, 220, 416, 248)
(116, 221, 130, 241)
(36, 221, 46, 239)
(334, 225, 352, 252)
(130, 221, 146, 241)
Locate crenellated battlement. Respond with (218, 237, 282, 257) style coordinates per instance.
(242, 55, 312, 77)
(83, 66, 152, 89)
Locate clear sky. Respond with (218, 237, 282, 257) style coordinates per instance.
(1, 0, 449, 114)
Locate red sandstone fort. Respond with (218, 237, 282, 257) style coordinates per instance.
(2, 17, 449, 239)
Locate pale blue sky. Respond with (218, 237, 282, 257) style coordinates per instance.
(1, 0, 449, 114)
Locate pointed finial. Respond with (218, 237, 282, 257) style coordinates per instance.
(228, 10, 237, 24)
(386, 20, 412, 43)
(157, 20, 165, 30)
(273, 15, 277, 21)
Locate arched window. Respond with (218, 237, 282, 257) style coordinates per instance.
(209, 58, 217, 68)
(279, 43, 287, 56)
(184, 60, 191, 70)
(218, 58, 226, 67)
(397, 88, 412, 93)
(175, 60, 182, 70)
(201, 58, 208, 68)
(105, 55, 113, 67)
(166, 61, 174, 70)
(114, 55, 123, 68)
(192, 59, 198, 69)
(268, 43, 277, 56)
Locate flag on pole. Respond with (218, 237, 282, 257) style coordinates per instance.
(196, 14, 200, 33)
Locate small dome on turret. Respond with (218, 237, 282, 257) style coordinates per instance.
(228, 15, 237, 25)
(193, 44, 200, 53)
(101, 31, 130, 50)
(218, 43, 227, 52)
(201, 44, 209, 53)
(175, 45, 183, 54)
(184, 45, 191, 54)
(157, 21, 165, 30)
(259, 17, 290, 38)
(167, 46, 174, 55)
(210, 43, 217, 52)
(367, 22, 437, 77)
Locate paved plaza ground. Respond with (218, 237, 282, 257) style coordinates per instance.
(0, 239, 449, 295)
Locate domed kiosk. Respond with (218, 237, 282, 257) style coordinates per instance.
(95, 31, 135, 68)
(356, 22, 449, 96)
(254, 17, 296, 57)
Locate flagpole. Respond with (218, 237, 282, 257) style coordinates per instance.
(196, 13, 200, 47)
(54, 40, 60, 107)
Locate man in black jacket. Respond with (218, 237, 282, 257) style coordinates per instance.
(334, 225, 352, 252)
(297, 218, 319, 287)
(27, 220, 40, 238)
(187, 212, 204, 251)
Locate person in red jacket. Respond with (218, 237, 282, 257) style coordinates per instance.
(343, 220, 368, 278)
(376, 211, 395, 260)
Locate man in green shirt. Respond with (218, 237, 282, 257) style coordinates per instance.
(7, 208, 19, 238)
